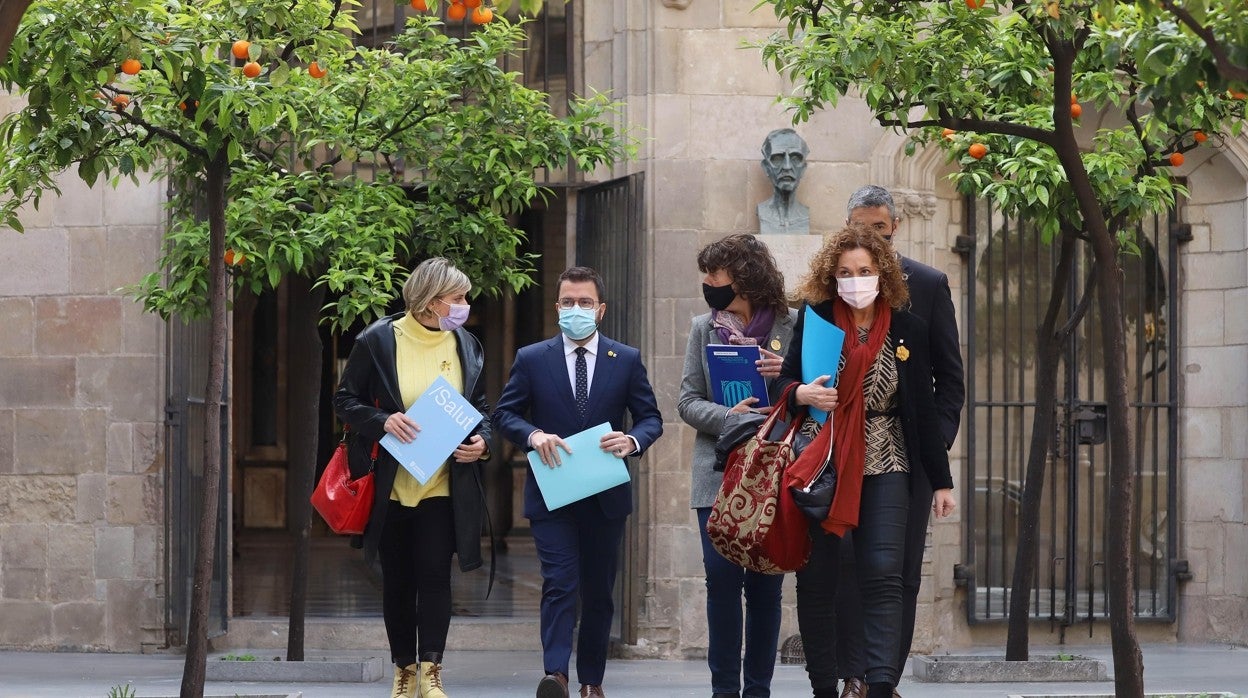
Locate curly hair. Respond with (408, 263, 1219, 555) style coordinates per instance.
(696, 233, 789, 315)
(793, 224, 909, 310)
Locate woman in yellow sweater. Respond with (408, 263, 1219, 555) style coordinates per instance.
(334, 257, 492, 698)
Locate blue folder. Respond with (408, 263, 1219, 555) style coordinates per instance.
(704, 344, 770, 408)
(379, 375, 484, 484)
(801, 305, 846, 425)
(527, 422, 631, 510)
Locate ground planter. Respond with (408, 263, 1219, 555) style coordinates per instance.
(204, 654, 386, 683)
(1008, 693, 1239, 698)
(912, 654, 1107, 683)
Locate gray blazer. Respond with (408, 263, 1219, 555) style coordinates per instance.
(677, 308, 798, 509)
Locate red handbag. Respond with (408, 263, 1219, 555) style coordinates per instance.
(706, 386, 812, 574)
(310, 434, 376, 535)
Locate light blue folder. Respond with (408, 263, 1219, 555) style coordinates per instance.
(527, 422, 631, 510)
(801, 304, 847, 425)
(379, 375, 484, 484)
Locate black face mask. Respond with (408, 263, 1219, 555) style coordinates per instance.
(702, 282, 737, 311)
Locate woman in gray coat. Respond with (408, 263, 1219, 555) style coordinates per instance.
(677, 234, 797, 698)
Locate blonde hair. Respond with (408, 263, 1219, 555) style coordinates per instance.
(793, 224, 909, 310)
(402, 257, 471, 318)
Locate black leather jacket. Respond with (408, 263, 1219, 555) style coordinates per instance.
(332, 312, 492, 570)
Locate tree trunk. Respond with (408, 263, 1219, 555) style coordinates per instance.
(180, 154, 230, 698)
(1005, 229, 1079, 661)
(1088, 229, 1145, 697)
(1050, 114, 1145, 698)
(286, 277, 326, 662)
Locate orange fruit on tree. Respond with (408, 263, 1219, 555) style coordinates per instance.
(941, 128, 956, 140)
(447, 2, 467, 20)
(1168, 152, 1185, 167)
(1070, 102, 1083, 119)
(1232, 91, 1248, 100)
(120, 58, 142, 75)
(465, 0, 482, 7)
(1194, 131, 1208, 143)
(232, 40, 251, 60)
(242, 61, 262, 78)
(471, 6, 493, 23)
(111, 94, 130, 109)
(308, 61, 327, 79)
(965, 0, 984, 8)
(177, 101, 187, 111)
(224, 249, 245, 266)
(968, 143, 988, 160)
(411, 0, 428, 10)
(1070, 92, 1078, 105)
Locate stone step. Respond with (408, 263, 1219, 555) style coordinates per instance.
(212, 617, 542, 653)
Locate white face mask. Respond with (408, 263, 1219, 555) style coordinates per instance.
(837, 275, 880, 309)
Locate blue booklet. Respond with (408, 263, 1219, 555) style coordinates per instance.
(704, 344, 770, 408)
(379, 375, 484, 485)
(800, 305, 847, 425)
(527, 422, 631, 510)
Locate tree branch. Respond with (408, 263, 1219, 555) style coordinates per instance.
(1058, 260, 1098, 337)
(110, 107, 209, 159)
(883, 107, 1056, 146)
(1157, 0, 1248, 83)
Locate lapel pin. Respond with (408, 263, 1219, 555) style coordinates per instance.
(770, 338, 782, 351)
(607, 350, 617, 358)
(895, 345, 910, 362)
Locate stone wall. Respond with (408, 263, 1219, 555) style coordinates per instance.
(0, 101, 168, 650)
(1173, 141, 1248, 646)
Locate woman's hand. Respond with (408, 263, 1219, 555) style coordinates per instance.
(384, 412, 421, 444)
(932, 488, 956, 518)
(755, 347, 785, 379)
(728, 396, 760, 414)
(795, 375, 838, 412)
(452, 434, 487, 463)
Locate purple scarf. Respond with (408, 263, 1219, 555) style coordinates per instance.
(712, 306, 776, 345)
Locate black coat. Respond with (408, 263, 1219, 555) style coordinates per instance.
(900, 255, 965, 450)
(773, 300, 953, 492)
(332, 312, 492, 570)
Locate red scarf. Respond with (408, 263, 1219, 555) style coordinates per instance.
(821, 299, 891, 536)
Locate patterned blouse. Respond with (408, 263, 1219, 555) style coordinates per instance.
(800, 325, 909, 476)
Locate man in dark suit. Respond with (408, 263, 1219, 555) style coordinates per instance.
(493, 266, 664, 698)
(833, 186, 965, 698)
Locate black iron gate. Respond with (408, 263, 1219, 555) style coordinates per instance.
(576, 172, 645, 346)
(164, 316, 229, 645)
(962, 197, 1180, 630)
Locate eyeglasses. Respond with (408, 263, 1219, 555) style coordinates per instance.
(557, 297, 600, 310)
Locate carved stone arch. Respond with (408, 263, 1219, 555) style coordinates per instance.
(867, 130, 954, 267)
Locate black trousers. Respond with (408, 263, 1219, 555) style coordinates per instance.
(835, 468, 933, 678)
(796, 472, 909, 689)
(377, 496, 455, 667)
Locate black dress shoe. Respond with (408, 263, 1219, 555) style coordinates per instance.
(712, 693, 740, 698)
(537, 672, 569, 698)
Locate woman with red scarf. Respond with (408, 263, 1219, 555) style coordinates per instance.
(772, 225, 956, 698)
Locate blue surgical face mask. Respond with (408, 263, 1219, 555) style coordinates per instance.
(558, 306, 599, 341)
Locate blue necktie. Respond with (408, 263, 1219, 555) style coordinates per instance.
(574, 347, 589, 417)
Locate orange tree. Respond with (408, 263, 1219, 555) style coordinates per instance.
(759, 1, 1243, 695)
(0, 1, 629, 696)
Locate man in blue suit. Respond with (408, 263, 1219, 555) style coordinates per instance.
(493, 265, 664, 698)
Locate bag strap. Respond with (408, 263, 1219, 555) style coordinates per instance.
(756, 383, 801, 445)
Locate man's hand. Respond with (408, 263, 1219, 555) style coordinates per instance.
(728, 396, 760, 415)
(383, 412, 421, 444)
(452, 434, 487, 463)
(530, 431, 572, 467)
(756, 347, 785, 378)
(600, 431, 635, 458)
(932, 488, 957, 518)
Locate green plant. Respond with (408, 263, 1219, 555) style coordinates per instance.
(1055, 652, 1076, 661)
(219, 653, 257, 661)
(106, 685, 136, 698)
